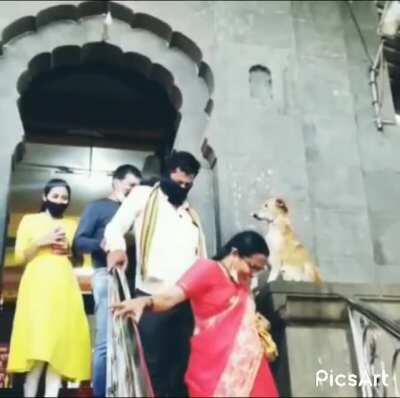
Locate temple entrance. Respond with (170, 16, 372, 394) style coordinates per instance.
(5, 44, 182, 288)
(0, 47, 181, 396)
(0, 6, 216, 394)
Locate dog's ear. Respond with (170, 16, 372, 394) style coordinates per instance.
(276, 198, 288, 213)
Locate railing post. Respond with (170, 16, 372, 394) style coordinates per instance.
(107, 269, 154, 397)
(348, 304, 400, 397)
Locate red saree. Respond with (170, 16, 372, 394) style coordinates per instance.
(177, 259, 279, 398)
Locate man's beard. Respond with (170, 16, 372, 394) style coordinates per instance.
(160, 177, 190, 206)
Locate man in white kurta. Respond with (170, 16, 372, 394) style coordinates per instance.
(104, 151, 206, 397)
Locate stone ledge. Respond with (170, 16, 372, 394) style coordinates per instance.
(255, 280, 400, 323)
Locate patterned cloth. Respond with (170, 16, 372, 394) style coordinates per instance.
(177, 259, 279, 397)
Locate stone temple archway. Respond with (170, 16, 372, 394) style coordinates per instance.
(0, 1, 217, 285)
(17, 42, 183, 156)
(0, 1, 214, 149)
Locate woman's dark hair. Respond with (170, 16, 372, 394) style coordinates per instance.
(165, 151, 201, 177)
(213, 230, 269, 260)
(40, 178, 71, 212)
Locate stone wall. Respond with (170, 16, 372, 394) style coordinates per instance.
(2, 3, 400, 397)
(0, 1, 399, 284)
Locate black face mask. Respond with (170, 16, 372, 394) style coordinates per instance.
(160, 177, 190, 206)
(43, 201, 68, 218)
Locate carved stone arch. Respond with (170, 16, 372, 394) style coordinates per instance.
(0, 1, 214, 152)
(16, 42, 184, 156)
(17, 43, 183, 114)
(0, 1, 218, 282)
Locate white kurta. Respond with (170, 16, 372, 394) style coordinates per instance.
(104, 185, 203, 294)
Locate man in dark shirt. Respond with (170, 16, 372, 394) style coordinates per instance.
(74, 164, 142, 398)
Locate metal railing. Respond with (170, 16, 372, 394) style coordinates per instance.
(105, 272, 400, 398)
(106, 268, 154, 398)
(343, 295, 400, 397)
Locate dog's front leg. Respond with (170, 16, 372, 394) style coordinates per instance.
(267, 255, 281, 282)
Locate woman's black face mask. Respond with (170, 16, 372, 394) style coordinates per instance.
(43, 201, 68, 218)
(160, 177, 191, 206)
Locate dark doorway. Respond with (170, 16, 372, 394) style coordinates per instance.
(18, 62, 179, 155)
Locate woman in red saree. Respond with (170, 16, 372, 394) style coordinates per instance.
(113, 231, 279, 397)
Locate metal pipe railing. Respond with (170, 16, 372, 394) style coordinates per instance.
(369, 41, 385, 131)
(107, 268, 154, 398)
(344, 293, 400, 397)
(336, 292, 400, 340)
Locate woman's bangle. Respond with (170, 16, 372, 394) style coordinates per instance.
(146, 297, 154, 311)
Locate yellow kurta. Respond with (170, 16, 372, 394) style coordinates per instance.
(7, 213, 91, 382)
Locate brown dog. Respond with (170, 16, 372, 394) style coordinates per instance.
(252, 197, 323, 287)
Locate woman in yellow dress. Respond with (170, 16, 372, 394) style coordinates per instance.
(7, 179, 91, 397)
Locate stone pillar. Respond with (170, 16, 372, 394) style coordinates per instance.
(0, 99, 24, 291)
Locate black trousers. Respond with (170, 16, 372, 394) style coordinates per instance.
(135, 290, 194, 397)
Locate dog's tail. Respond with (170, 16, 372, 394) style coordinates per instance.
(313, 268, 324, 288)
(304, 263, 324, 288)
